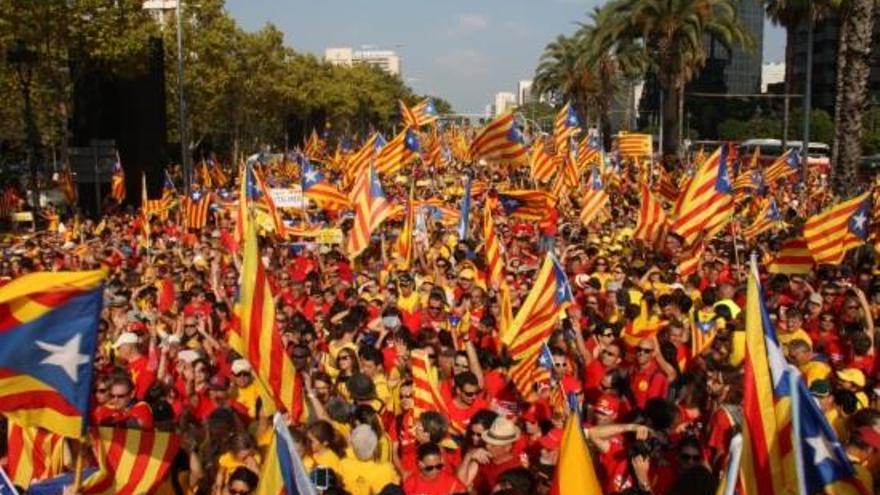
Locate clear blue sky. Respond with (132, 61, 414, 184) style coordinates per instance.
(226, 0, 785, 114)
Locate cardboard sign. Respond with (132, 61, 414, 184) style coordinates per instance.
(316, 228, 343, 244)
(12, 212, 33, 222)
(269, 187, 304, 209)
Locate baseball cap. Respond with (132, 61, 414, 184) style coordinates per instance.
(809, 380, 831, 398)
(837, 368, 866, 388)
(594, 394, 621, 417)
(231, 359, 252, 375)
(113, 332, 139, 348)
(808, 292, 823, 305)
(177, 349, 200, 364)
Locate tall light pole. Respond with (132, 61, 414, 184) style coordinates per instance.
(7, 40, 40, 213)
(176, 0, 191, 194)
(801, 2, 814, 186)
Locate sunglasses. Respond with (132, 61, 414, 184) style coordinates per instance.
(422, 463, 444, 472)
(636, 347, 654, 355)
(228, 489, 252, 495)
(461, 389, 480, 398)
(110, 392, 129, 399)
(234, 372, 250, 378)
(338, 355, 352, 361)
(96, 388, 109, 394)
(553, 362, 568, 368)
(400, 393, 414, 399)
(602, 349, 619, 358)
(679, 453, 701, 462)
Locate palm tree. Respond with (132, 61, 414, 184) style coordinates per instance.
(533, 33, 591, 123)
(598, 0, 753, 157)
(831, 0, 876, 193)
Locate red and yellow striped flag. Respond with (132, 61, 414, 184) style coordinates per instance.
(803, 192, 871, 265)
(344, 133, 383, 190)
(59, 165, 77, 205)
(742, 198, 783, 240)
(579, 168, 609, 226)
(768, 238, 814, 274)
(400, 99, 439, 128)
(507, 255, 573, 395)
(617, 132, 652, 160)
(345, 164, 392, 258)
(483, 201, 505, 289)
(181, 191, 212, 230)
(411, 349, 450, 421)
(209, 160, 228, 187)
(469, 112, 528, 166)
(304, 129, 324, 161)
(81, 427, 180, 495)
(6, 420, 64, 488)
(633, 183, 668, 247)
(197, 160, 213, 188)
(763, 150, 800, 186)
(529, 137, 556, 184)
(376, 128, 420, 177)
(237, 207, 303, 417)
(110, 154, 125, 203)
(553, 102, 579, 155)
(671, 146, 734, 246)
(560, 151, 579, 190)
(394, 182, 416, 269)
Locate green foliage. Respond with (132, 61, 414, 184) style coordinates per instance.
(715, 109, 833, 143)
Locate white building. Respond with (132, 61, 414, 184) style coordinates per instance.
(142, 0, 177, 26)
(762, 62, 785, 93)
(494, 92, 516, 117)
(324, 46, 401, 76)
(517, 80, 533, 106)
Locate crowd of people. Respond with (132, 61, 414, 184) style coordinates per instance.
(1, 145, 879, 495)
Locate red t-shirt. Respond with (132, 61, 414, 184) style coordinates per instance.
(443, 395, 489, 436)
(128, 355, 156, 401)
(598, 433, 630, 494)
(92, 402, 154, 429)
(629, 361, 668, 410)
(583, 360, 608, 401)
(472, 453, 528, 494)
(403, 472, 466, 495)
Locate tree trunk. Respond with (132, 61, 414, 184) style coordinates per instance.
(832, 0, 875, 195)
(781, 27, 795, 149)
(831, 9, 849, 172)
(661, 82, 680, 159)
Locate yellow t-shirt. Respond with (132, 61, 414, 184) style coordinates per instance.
(777, 329, 812, 353)
(233, 381, 260, 419)
(729, 330, 745, 366)
(217, 452, 261, 487)
(338, 458, 399, 495)
(799, 361, 832, 386)
(304, 448, 343, 473)
(397, 291, 419, 313)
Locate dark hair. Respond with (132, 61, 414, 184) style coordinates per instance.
(497, 467, 535, 494)
(228, 466, 259, 490)
(358, 346, 383, 366)
(667, 466, 717, 495)
(307, 420, 347, 457)
(417, 442, 442, 461)
(453, 371, 479, 390)
(419, 411, 448, 443)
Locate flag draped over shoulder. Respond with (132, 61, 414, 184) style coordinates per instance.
(257, 413, 317, 495)
(469, 112, 528, 166)
(80, 427, 180, 495)
(551, 413, 602, 495)
(0, 270, 105, 438)
(506, 254, 573, 395)
(671, 146, 734, 246)
(740, 262, 795, 495)
(803, 192, 871, 265)
(238, 209, 303, 417)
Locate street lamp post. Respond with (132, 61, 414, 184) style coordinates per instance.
(7, 40, 41, 214)
(176, 0, 191, 194)
(801, 3, 814, 186)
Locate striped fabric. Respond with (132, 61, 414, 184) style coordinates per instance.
(763, 150, 800, 185)
(394, 183, 416, 269)
(506, 255, 573, 396)
(768, 238, 815, 274)
(209, 160, 228, 187)
(422, 131, 443, 167)
(238, 208, 303, 417)
(529, 137, 557, 184)
(303, 130, 325, 161)
(81, 427, 180, 495)
(803, 192, 871, 265)
(59, 166, 77, 205)
(579, 168, 609, 226)
(633, 183, 668, 247)
(345, 164, 392, 258)
(376, 128, 420, 177)
(617, 132, 652, 159)
(671, 146, 734, 246)
(110, 154, 125, 203)
(482, 201, 505, 289)
(411, 349, 458, 432)
(469, 112, 528, 166)
(496, 190, 553, 221)
(677, 238, 705, 278)
(197, 161, 213, 189)
(742, 198, 783, 240)
(258, 414, 317, 495)
(0, 270, 105, 438)
(560, 151, 579, 190)
(343, 133, 384, 190)
(181, 191, 212, 230)
(6, 420, 64, 488)
(553, 102, 579, 155)
(576, 135, 601, 172)
(300, 156, 349, 209)
(400, 98, 438, 128)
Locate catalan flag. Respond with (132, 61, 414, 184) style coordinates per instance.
(0, 270, 105, 438)
(110, 153, 125, 203)
(553, 102, 579, 154)
(733, 146, 761, 189)
(768, 238, 815, 274)
(58, 165, 76, 205)
(5, 420, 64, 488)
(344, 133, 385, 189)
(617, 132, 652, 160)
(677, 236, 705, 278)
(250, 165, 287, 237)
(181, 189, 212, 230)
(299, 155, 349, 209)
(763, 150, 800, 185)
(258, 414, 318, 495)
(551, 413, 603, 495)
(560, 144, 579, 190)
(803, 192, 870, 265)
(345, 164, 392, 258)
(197, 160, 213, 189)
(239, 208, 303, 416)
(506, 254, 573, 395)
(576, 135, 602, 171)
(411, 349, 453, 428)
(483, 202, 505, 290)
(529, 137, 556, 184)
(739, 261, 795, 495)
(400, 98, 438, 128)
(742, 198, 783, 240)
(422, 131, 443, 167)
(579, 168, 609, 226)
(375, 128, 420, 177)
(691, 311, 719, 358)
(209, 159, 228, 187)
(303, 129, 324, 161)
(469, 112, 528, 166)
(633, 183, 668, 247)
(80, 427, 180, 495)
(496, 190, 552, 221)
(671, 146, 734, 246)
(395, 181, 416, 269)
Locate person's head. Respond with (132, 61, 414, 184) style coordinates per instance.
(291, 344, 311, 370)
(481, 416, 520, 460)
(358, 346, 383, 378)
(107, 375, 134, 410)
(593, 394, 622, 425)
(818, 312, 836, 332)
(635, 338, 656, 366)
(112, 332, 141, 361)
(416, 443, 445, 481)
(231, 359, 253, 389)
(426, 293, 446, 318)
(452, 351, 470, 376)
(836, 368, 865, 392)
(453, 372, 481, 406)
(193, 358, 211, 385)
(599, 341, 622, 368)
(496, 467, 536, 494)
(350, 424, 379, 461)
(227, 432, 257, 461)
(416, 411, 448, 444)
(306, 420, 346, 457)
(336, 347, 358, 374)
(676, 436, 703, 471)
(94, 374, 112, 406)
(785, 309, 804, 331)
(666, 321, 686, 346)
(466, 409, 498, 450)
(787, 339, 813, 365)
(225, 467, 259, 495)
(551, 348, 570, 375)
(208, 375, 231, 403)
(311, 371, 333, 402)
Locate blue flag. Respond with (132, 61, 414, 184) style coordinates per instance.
(457, 175, 472, 240)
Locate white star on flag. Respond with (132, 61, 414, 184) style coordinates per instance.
(852, 212, 867, 231)
(35, 334, 89, 382)
(806, 435, 838, 466)
(303, 169, 319, 184)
